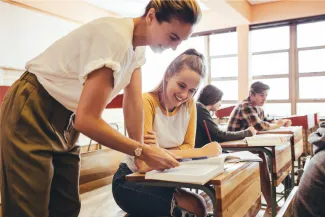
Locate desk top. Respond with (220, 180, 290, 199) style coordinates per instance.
(126, 162, 255, 186)
(257, 127, 303, 142)
(220, 137, 291, 148)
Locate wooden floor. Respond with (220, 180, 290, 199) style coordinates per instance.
(80, 185, 127, 217)
(0, 184, 284, 217)
(78, 185, 284, 217)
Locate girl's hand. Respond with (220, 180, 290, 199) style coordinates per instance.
(144, 131, 158, 146)
(201, 142, 222, 157)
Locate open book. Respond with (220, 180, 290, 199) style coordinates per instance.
(145, 151, 262, 185)
(244, 134, 291, 146)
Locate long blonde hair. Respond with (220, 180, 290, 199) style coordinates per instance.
(143, 0, 201, 25)
(152, 48, 206, 111)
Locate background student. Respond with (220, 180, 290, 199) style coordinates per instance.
(0, 1, 202, 216)
(112, 49, 222, 217)
(227, 81, 291, 216)
(195, 84, 256, 148)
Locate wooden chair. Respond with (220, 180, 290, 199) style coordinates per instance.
(215, 105, 235, 118)
(276, 186, 297, 217)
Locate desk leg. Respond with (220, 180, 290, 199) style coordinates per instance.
(310, 128, 314, 157)
(262, 148, 277, 217)
(290, 146, 295, 188)
(222, 147, 277, 217)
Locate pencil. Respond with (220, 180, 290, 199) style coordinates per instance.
(203, 120, 212, 143)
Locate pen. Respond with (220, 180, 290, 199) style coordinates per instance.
(178, 156, 208, 162)
(203, 120, 212, 143)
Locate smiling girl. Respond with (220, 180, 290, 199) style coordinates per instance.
(112, 49, 222, 217)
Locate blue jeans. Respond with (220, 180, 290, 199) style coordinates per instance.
(112, 163, 197, 217)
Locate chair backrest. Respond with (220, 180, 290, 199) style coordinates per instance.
(0, 86, 10, 103)
(215, 105, 235, 118)
(105, 94, 123, 109)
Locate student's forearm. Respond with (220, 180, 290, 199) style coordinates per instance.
(267, 123, 281, 130)
(75, 115, 139, 156)
(169, 147, 206, 158)
(123, 98, 144, 142)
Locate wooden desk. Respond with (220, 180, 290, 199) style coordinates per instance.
(127, 162, 261, 217)
(258, 127, 303, 186)
(220, 139, 292, 217)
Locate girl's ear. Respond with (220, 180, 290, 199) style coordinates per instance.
(146, 8, 156, 25)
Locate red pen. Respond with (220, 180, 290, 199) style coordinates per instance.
(203, 120, 212, 143)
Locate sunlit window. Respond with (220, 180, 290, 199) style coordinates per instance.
(263, 103, 291, 117)
(251, 26, 290, 53)
(297, 21, 325, 48)
(211, 80, 238, 101)
(210, 32, 238, 56)
(252, 78, 289, 100)
(298, 49, 325, 73)
(209, 31, 238, 101)
(252, 52, 289, 76)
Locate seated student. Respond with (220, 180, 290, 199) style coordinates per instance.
(227, 81, 291, 217)
(227, 81, 291, 132)
(195, 84, 256, 148)
(293, 122, 325, 217)
(112, 49, 222, 217)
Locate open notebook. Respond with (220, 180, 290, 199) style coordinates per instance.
(244, 133, 291, 146)
(145, 151, 262, 185)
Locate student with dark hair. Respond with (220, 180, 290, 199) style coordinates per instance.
(227, 81, 291, 132)
(0, 1, 202, 216)
(227, 81, 291, 216)
(195, 84, 255, 148)
(293, 122, 325, 217)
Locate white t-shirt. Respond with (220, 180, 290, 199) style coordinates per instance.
(26, 17, 146, 112)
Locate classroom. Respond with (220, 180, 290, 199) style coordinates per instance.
(0, 0, 325, 217)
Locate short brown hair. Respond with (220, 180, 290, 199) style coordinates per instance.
(250, 81, 270, 95)
(143, 0, 201, 25)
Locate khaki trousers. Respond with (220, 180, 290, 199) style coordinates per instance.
(0, 72, 81, 217)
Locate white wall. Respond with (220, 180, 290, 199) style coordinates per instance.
(0, 2, 125, 146)
(0, 1, 79, 69)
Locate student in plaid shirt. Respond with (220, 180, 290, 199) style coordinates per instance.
(227, 81, 291, 217)
(227, 81, 290, 132)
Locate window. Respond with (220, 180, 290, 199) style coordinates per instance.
(210, 32, 238, 56)
(251, 26, 290, 53)
(298, 49, 325, 73)
(251, 52, 289, 76)
(210, 57, 238, 77)
(297, 103, 325, 117)
(263, 103, 291, 117)
(250, 26, 290, 116)
(211, 80, 238, 101)
(142, 36, 206, 93)
(210, 31, 238, 102)
(297, 21, 325, 48)
(296, 20, 325, 117)
(252, 78, 289, 100)
(299, 76, 325, 99)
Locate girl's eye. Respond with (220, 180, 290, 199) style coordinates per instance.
(170, 36, 177, 41)
(178, 84, 185, 88)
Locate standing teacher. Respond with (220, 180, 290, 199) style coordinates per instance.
(0, 1, 202, 216)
